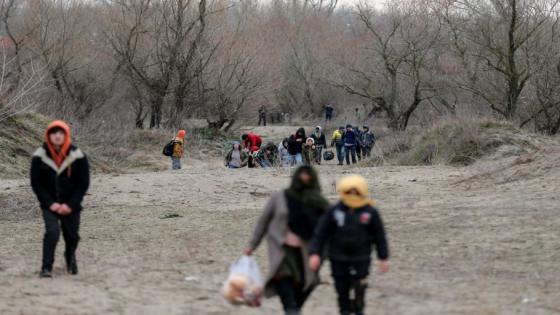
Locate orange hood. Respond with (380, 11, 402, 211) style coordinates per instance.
(45, 120, 72, 167)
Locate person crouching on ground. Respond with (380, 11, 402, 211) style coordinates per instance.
(256, 142, 279, 168)
(225, 141, 248, 169)
(171, 129, 186, 170)
(303, 138, 318, 167)
(245, 166, 329, 315)
(30, 120, 90, 278)
(309, 175, 389, 315)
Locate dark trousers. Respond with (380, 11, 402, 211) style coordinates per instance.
(331, 260, 370, 315)
(326, 113, 332, 121)
(42, 209, 81, 271)
(316, 146, 323, 164)
(275, 278, 311, 314)
(363, 146, 372, 158)
(345, 145, 357, 165)
(335, 144, 345, 165)
(258, 115, 267, 126)
(356, 145, 362, 160)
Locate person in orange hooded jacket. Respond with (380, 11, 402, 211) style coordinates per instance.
(30, 120, 90, 278)
(171, 129, 186, 170)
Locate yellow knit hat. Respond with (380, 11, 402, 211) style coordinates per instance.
(337, 175, 375, 209)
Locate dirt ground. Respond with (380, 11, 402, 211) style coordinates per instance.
(1, 127, 559, 315)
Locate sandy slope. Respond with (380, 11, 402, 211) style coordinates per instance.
(1, 137, 559, 315)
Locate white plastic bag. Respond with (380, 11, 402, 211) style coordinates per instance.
(222, 255, 264, 307)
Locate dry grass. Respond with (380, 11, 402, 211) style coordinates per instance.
(368, 118, 543, 167)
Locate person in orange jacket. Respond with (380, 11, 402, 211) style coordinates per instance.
(172, 130, 186, 170)
(30, 120, 90, 278)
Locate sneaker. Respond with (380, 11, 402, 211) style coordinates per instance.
(39, 269, 52, 278)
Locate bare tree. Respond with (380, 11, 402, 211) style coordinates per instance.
(442, 0, 560, 120)
(333, 1, 441, 130)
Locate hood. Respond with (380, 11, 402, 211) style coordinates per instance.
(289, 166, 321, 193)
(45, 120, 72, 167)
(337, 175, 375, 209)
(315, 126, 322, 135)
(306, 137, 315, 145)
(296, 127, 306, 138)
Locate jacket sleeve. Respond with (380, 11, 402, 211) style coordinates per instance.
(309, 209, 335, 257)
(322, 134, 328, 148)
(248, 193, 277, 250)
(66, 155, 90, 212)
(370, 208, 389, 260)
(30, 157, 54, 209)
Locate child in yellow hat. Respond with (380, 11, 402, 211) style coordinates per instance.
(309, 175, 389, 315)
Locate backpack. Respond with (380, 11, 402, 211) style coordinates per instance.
(162, 140, 176, 157)
(323, 150, 335, 161)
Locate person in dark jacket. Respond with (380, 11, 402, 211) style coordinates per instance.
(361, 126, 376, 159)
(246, 166, 329, 315)
(287, 128, 306, 166)
(343, 125, 357, 165)
(311, 126, 327, 165)
(30, 120, 90, 278)
(325, 104, 334, 122)
(353, 126, 363, 161)
(309, 175, 389, 315)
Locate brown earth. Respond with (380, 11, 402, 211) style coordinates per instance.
(0, 126, 559, 315)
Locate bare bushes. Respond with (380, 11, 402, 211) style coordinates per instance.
(374, 118, 542, 166)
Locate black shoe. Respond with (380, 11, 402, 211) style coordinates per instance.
(40, 269, 52, 278)
(66, 255, 78, 275)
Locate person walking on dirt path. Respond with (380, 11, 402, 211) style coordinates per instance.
(245, 166, 329, 315)
(361, 126, 376, 159)
(171, 129, 186, 170)
(343, 125, 358, 165)
(258, 105, 268, 126)
(353, 126, 364, 161)
(287, 128, 306, 166)
(309, 175, 389, 315)
(225, 142, 248, 169)
(325, 104, 334, 123)
(302, 138, 318, 167)
(30, 120, 90, 278)
(331, 126, 345, 166)
(311, 126, 327, 165)
(278, 138, 291, 167)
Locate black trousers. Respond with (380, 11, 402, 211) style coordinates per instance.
(362, 146, 372, 158)
(275, 278, 311, 314)
(258, 115, 267, 126)
(345, 145, 357, 165)
(336, 144, 345, 164)
(356, 145, 362, 160)
(41, 209, 81, 271)
(331, 260, 370, 315)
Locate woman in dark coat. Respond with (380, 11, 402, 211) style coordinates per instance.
(30, 120, 90, 278)
(245, 166, 329, 315)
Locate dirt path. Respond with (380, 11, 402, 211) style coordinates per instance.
(1, 150, 559, 314)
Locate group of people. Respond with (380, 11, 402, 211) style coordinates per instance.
(331, 125, 376, 166)
(30, 120, 389, 315)
(223, 124, 376, 169)
(246, 166, 389, 315)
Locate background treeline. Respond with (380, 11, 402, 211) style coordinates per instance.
(1, 0, 560, 135)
